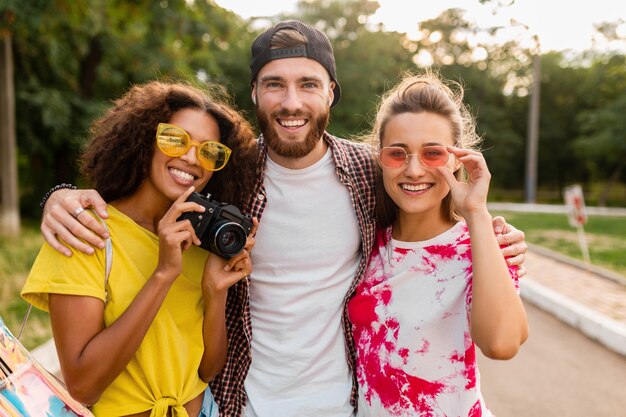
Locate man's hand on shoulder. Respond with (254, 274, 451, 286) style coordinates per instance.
(41, 187, 109, 257)
(492, 216, 527, 278)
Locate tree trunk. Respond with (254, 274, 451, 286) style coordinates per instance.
(599, 162, 623, 207)
(79, 36, 103, 99)
(524, 50, 541, 203)
(0, 31, 20, 236)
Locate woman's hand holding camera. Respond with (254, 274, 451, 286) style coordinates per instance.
(152, 184, 259, 295)
(201, 218, 258, 297)
(155, 187, 206, 284)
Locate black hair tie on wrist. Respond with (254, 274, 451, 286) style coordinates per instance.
(40, 183, 77, 210)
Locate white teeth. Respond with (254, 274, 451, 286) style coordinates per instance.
(170, 168, 195, 181)
(280, 119, 306, 127)
(402, 183, 431, 192)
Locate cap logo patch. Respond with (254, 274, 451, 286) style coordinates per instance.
(270, 46, 308, 59)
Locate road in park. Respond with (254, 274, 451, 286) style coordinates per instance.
(478, 301, 626, 417)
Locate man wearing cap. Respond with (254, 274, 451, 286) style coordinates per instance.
(39, 20, 527, 417)
(230, 20, 376, 417)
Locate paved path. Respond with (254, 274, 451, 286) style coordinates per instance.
(521, 247, 626, 356)
(524, 250, 626, 324)
(478, 301, 626, 417)
(476, 246, 626, 416)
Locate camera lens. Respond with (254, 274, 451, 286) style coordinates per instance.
(220, 231, 237, 248)
(209, 221, 246, 258)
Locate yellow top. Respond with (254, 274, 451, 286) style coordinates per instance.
(22, 205, 208, 417)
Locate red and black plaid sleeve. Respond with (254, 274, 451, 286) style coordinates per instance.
(325, 134, 378, 409)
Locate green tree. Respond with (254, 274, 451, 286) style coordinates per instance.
(531, 53, 588, 191)
(574, 54, 626, 205)
(4, 0, 625, 213)
(6, 0, 250, 217)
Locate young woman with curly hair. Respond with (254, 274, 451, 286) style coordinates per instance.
(22, 80, 259, 417)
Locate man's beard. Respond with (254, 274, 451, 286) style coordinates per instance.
(256, 107, 329, 158)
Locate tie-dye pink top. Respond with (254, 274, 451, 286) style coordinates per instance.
(348, 221, 519, 417)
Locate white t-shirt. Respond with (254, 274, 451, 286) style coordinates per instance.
(245, 148, 361, 417)
(349, 222, 519, 417)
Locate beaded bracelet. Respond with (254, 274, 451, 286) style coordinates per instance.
(40, 183, 77, 209)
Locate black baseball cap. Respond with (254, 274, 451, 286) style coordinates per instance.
(250, 20, 342, 107)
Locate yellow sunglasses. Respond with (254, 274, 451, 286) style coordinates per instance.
(156, 123, 232, 172)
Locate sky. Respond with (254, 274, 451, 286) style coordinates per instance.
(214, 0, 626, 53)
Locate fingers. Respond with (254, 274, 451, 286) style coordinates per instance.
(155, 222, 197, 280)
(42, 208, 105, 255)
(162, 187, 196, 220)
(77, 190, 109, 219)
(501, 242, 528, 261)
(224, 248, 249, 270)
(159, 216, 198, 250)
(492, 216, 506, 235)
(162, 187, 206, 223)
(48, 220, 97, 255)
(169, 215, 202, 247)
(41, 221, 73, 257)
(496, 224, 526, 249)
(440, 147, 490, 185)
(51, 189, 109, 231)
(499, 239, 527, 276)
(249, 217, 259, 238)
(244, 218, 259, 252)
(51, 189, 109, 238)
(447, 147, 490, 178)
(497, 221, 528, 262)
(161, 228, 195, 251)
(202, 250, 251, 294)
(158, 187, 205, 246)
(231, 254, 252, 277)
(436, 163, 457, 186)
(504, 251, 526, 269)
(41, 189, 109, 255)
(223, 253, 253, 288)
(48, 189, 107, 215)
(447, 147, 482, 166)
(494, 218, 528, 272)
(75, 210, 109, 241)
(176, 186, 196, 205)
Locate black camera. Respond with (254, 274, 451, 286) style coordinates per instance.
(177, 192, 253, 259)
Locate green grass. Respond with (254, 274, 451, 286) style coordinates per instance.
(492, 211, 626, 276)
(0, 222, 50, 350)
(489, 183, 626, 207)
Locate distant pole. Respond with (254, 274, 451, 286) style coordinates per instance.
(524, 41, 541, 204)
(0, 28, 20, 236)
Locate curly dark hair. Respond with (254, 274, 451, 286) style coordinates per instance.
(80, 80, 259, 208)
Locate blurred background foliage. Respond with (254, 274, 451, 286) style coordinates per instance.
(1, 0, 625, 219)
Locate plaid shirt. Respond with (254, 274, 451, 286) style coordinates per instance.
(209, 132, 377, 416)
